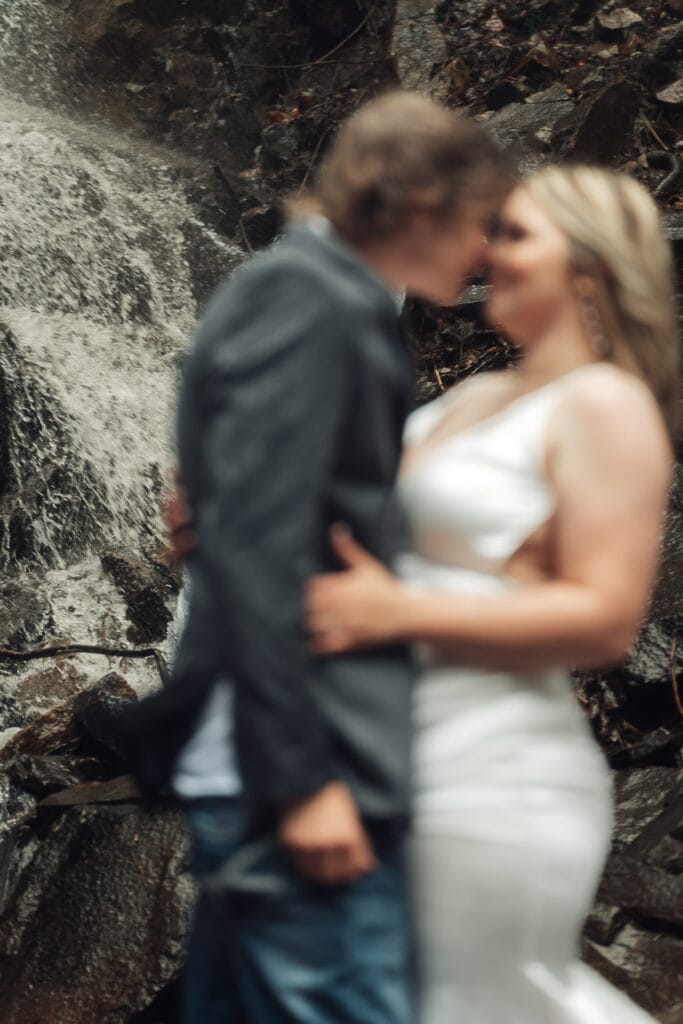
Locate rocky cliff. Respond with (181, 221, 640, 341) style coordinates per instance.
(0, 1, 681, 1021)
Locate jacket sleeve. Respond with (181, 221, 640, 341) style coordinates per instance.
(187, 258, 351, 811)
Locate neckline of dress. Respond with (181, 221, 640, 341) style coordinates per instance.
(403, 362, 600, 477)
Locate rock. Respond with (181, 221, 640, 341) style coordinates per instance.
(259, 122, 299, 172)
(454, 284, 489, 323)
(612, 767, 683, 848)
(598, 854, 683, 929)
(584, 925, 683, 1018)
(101, 551, 175, 645)
(623, 617, 683, 687)
(13, 662, 88, 715)
(446, 57, 470, 96)
(0, 701, 79, 762)
(595, 6, 643, 37)
(391, 0, 451, 101)
(180, 217, 243, 310)
(608, 726, 683, 770)
(626, 791, 683, 868)
(0, 803, 193, 1024)
(72, 671, 138, 761)
(290, 0, 363, 40)
(482, 83, 575, 172)
(5, 754, 81, 798)
(569, 80, 641, 162)
(657, 79, 683, 106)
(584, 900, 627, 945)
(0, 672, 136, 763)
(239, 205, 282, 251)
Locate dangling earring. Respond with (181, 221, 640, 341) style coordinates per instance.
(575, 278, 611, 359)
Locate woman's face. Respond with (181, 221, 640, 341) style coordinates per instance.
(485, 187, 576, 343)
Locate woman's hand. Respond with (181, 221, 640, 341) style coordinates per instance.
(163, 468, 197, 562)
(306, 527, 406, 655)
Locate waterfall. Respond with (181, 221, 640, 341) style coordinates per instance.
(0, 0, 242, 703)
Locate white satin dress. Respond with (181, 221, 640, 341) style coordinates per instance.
(397, 372, 655, 1024)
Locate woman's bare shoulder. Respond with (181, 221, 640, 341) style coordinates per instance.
(551, 363, 671, 475)
(559, 364, 666, 432)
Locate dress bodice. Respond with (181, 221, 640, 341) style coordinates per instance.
(397, 374, 573, 589)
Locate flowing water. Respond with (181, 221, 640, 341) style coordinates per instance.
(0, 0, 242, 703)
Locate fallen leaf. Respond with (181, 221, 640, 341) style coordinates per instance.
(265, 110, 293, 124)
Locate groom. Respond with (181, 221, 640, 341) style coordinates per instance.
(127, 91, 511, 1024)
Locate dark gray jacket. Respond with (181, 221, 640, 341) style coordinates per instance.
(122, 222, 415, 825)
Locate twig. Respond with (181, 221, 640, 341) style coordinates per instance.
(238, 215, 254, 256)
(299, 125, 333, 192)
(639, 114, 669, 152)
(434, 366, 446, 392)
(236, 10, 373, 72)
(0, 643, 171, 687)
(237, 58, 387, 69)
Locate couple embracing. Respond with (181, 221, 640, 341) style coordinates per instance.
(122, 91, 678, 1024)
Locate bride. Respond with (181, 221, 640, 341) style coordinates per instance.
(305, 165, 678, 1023)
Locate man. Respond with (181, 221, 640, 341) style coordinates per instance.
(123, 91, 511, 1024)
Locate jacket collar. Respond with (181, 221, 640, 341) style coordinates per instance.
(281, 218, 399, 317)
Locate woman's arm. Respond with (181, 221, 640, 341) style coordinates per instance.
(307, 372, 672, 671)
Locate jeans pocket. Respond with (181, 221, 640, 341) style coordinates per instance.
(186, 797, 245, 876)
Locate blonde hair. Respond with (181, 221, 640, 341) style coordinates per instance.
(525, 165, 680, 437)
(286, 91, 514, 245)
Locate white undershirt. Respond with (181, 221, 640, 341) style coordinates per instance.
(171, 584, 242, 799)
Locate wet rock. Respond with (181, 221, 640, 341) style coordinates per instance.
(13, 663, 88, 715)
(482, 83, 575, 173)
(0, 694, 25, 734)
(72, 671, 138, 761)
(101, 551, 175, 645)
(5, 754, 81, 798)
(0, 328, 110, 574)
(391, 0, 450, 101)
(180, 217, 243, 310)
(0, 802, 192, 1024)
(0, 700, 79, 762)
(0, 672, 136, 763)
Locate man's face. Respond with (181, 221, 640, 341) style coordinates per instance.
(403, 212, 489, 307)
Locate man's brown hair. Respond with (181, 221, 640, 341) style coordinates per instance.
(288, 90, 514, 244)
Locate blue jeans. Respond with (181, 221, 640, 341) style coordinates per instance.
(182, 797, 411, 1024)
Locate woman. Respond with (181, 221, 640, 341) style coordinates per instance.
(306, 166, 678, 1023)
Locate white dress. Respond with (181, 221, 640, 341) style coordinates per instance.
(398, 372, 655, 1024)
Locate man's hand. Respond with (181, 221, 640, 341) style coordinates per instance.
(279, 781, 377, 885)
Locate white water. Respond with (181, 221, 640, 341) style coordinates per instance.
(0, 0, 242, 703)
